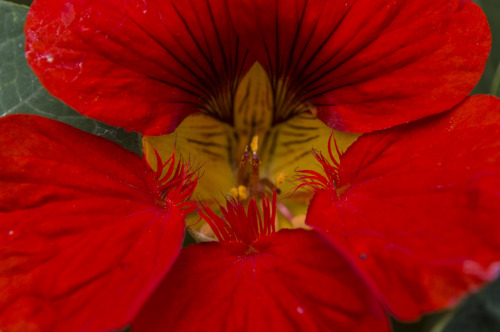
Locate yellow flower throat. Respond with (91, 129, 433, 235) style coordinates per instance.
(143, 63, 359, 240)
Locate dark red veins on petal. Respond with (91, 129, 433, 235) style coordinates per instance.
(0, 115, 196, 331)
(25, 0, 253, 135)
(228, 0, 490, 132)
(305, 95, 500, 320)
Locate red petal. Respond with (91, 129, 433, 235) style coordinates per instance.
(133, 229, 390, 332)
(229, 0, 490, 132)
(25, 0, 252, 135)
(0, 115, 187, 331)
(306, 95, 500, 319)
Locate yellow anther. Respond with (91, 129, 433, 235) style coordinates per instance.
(230, 185, 249, 201)
(238, 185, 248, 200)
(275, 173, 286, 188)
(251, 135, 259, 153)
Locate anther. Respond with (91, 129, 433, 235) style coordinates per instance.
(230, 185, 248, 201)
(250, 135, 258, 153)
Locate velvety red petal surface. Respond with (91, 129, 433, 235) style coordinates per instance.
(306, 95, 500, 320)
(0, 115, 186, 331)
(25, 0, 252, 135)
(229, 0, 490, 132)
(133, 229, 390, 332)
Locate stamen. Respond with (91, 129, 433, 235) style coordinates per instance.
(249, 151, 260, 197)
(238, 185, 248, 200)
(250, 135, 259, 153)
(236, 146, 250, 186)
(231, 136, 267, 200)
(230, 185, 248, 201)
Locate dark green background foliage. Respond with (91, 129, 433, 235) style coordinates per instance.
(1, 1, 499, 331)
(474, 0, 500, 97)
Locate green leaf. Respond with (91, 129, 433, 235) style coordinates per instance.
(0, 0, 141, 154)
(441, 277, 500, 332)
(490, 61, 500, 96)
(472, 0, 500, 96)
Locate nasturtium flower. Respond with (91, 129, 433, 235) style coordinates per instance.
(3, 0, 498, 330)
(0, 115, 197, 331)
(136, 95, 499, 332)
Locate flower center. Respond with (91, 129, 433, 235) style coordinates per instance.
(143, 62, 358, 239)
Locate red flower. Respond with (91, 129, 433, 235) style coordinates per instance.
(0, 115, 197, 331)
(25, 0, 489, 135)
(7, 0, 499, 330)
(133, 192, 391, 331)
